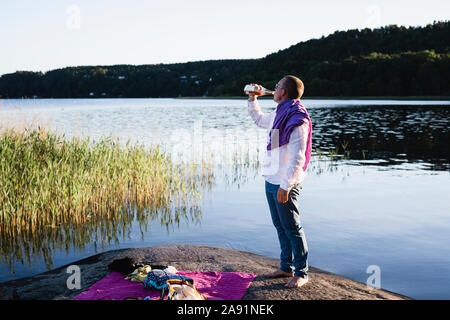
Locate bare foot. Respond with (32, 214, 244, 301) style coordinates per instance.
(284, 276, 309, 288)
(263, 269, 294, 278)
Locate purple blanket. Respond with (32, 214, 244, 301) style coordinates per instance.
(72, 270, 257, 300)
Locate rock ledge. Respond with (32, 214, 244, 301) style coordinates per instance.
(0, 244, 411, 300)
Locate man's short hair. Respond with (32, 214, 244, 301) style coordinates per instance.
(282, 75, 304, 99)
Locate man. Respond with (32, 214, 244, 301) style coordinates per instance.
(247, 75, 312, 288)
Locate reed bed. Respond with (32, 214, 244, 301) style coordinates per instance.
(0, 121, 351, 272)
(0, 126, 214, 270)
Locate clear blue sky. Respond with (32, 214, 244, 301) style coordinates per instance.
(1, 0, 449, 76)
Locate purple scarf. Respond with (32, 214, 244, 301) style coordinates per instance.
(267, 99, 312, 171)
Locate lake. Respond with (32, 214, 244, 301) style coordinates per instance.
(0, 97, 449, 299)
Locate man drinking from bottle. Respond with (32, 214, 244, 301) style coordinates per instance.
(247, 75, 312, 288)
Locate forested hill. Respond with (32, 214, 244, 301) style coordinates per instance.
(1, 21, 449, 98)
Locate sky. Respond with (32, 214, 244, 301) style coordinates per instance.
(0, 0, 449, 76)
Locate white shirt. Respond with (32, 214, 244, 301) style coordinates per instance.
(248, 99, 309, 191)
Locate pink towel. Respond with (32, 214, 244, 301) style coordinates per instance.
(72, 270, 257, 300)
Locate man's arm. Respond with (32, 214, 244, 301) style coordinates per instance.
(248, 98, 276, 129)
(280, 120, 309, 192)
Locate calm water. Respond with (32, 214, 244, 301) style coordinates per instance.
(0, 98, 449, 299)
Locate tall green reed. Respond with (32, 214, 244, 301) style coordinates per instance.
(0, 126, 214, 270)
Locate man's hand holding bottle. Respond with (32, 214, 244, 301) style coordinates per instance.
(247, 83, 262, 102)
(244, 84, 274, 101)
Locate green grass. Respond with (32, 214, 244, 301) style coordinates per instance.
(0, 125, 214, 269)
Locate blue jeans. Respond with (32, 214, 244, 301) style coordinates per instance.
(265, 180, 308, 278)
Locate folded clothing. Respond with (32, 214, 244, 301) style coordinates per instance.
(143, 269, 193, 290)
(123, 265, 180, 283)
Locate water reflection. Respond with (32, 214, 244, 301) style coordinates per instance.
(0, 196, 204, 272)
(309, 105, 450, 170)
(1, 99, 449, 170)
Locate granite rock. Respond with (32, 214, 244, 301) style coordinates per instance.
(0, 244, 411, 300)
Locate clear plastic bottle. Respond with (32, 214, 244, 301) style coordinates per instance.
(244, 84, 274, 96)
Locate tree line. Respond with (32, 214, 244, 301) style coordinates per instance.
(0, 21, 448, 98)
